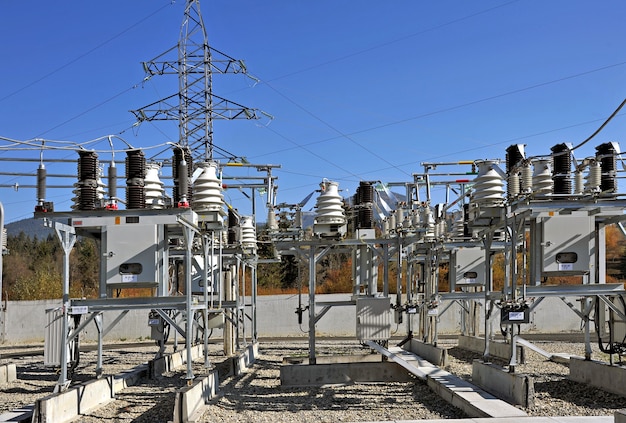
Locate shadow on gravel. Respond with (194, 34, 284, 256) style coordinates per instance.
(214, 358, 467, 420)
(533, 379, 626, 411)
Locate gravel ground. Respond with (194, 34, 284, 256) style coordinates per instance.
(0, 343, 161, 415)
(198, 340, 467, 423)
(442, 340, 626, 417)
(0, 338, 625, 422)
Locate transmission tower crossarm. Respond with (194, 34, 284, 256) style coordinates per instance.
(130, 0, 267, 160)
(142, 46, 255, 79)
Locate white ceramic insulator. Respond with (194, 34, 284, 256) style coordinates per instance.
(96, 169, 106, 200)
(240, 215, 257, 249)
(388, 211, 396, 232)
(314, 181, 346, 224)
(145, 163, 165, 209)
(437, 220, 446, 238)
(471, 161, 505, 205)
(452, 212, 465, 239)
(411, 210, 420, 227)
(574, 171, 584, 194)
(421, 206, 435, 238)
(396, 208, 405, 228)
(192, 162, 224, 212)
(585, 162, 602, 193)
(532, 159, 553, 195)
(267, 208, 278, 231)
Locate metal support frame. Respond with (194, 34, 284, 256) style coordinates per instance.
(48, 220, 77, 392)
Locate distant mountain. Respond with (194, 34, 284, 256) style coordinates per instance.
(5, 218, 54, 239)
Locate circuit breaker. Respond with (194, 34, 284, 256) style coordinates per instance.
(540, 214, 594, 276)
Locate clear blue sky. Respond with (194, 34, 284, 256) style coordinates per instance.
(1, 0, 625, 224)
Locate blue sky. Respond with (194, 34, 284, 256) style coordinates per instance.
(1, 0, 625, 224)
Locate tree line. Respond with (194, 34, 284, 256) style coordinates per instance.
(2, 225, 625, 301)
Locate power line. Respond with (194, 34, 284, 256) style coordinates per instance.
(263, 81, 412, 177)
(264, 125, 362, 181)
(263, 0, 520, 84)
(0, 2, 173, 104)
(252, 60, 626, 160)
(36, 83, 142, 138)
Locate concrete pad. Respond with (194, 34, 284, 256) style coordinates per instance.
(0, 364, 14, 384)
(171, 343, 258, 422)
(150, 344, 203, 378)
(617, 409, 626, 423)
(32, 376, 114, 423)
(234, 342, 259, 376)
(458, 335, 524, 363)
(283, 354, 381, 365)
(547, 418, 615, 423)
(0, 405, 34, 423)
(280, 361, 413, 386)
(404, 338, 448, 366)
(472, 359, 534, 407)
(569, 357, 626, 397)
(428, 371, 527, 419)
(32, 344, 205, 423)
(173, 371, 219, 423)
(356, 417, 614, 423)
(368, 343, 436, 380)
(112, 364, 148, 393)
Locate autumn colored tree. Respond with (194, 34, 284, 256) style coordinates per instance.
(3, 233, 99, 300)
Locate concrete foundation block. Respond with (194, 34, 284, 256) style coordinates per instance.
(615, 409, 626, 423)
(427, 371, 527, 418)
(570, 357, 626, 397)
(33, 377, 113, 423)
(113, 365, 148, 393)
(404, 339, 448, 366)
(173, 371, 219, 423)
(0, 364, 15, 384)
(458, 335, 524, 363)
(234, 342, 259, 376)
(472, 359, 534, 407)
(6, 364, 16, 383)
(280, 361, 413, 387)
(150, 345, 203, 378)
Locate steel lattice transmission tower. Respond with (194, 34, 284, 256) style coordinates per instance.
(132, 0, 261, 161)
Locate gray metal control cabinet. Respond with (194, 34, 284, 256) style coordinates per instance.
(356, 296, 391, 342)
(70, 211, 194, 295)
(105, 223, 164, 288)
(540, 214, 594, 276)
(450, 247, 485, 290)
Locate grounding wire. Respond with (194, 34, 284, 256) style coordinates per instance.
(0, 1, 174, 105)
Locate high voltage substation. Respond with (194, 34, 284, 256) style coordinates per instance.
(0, 0, 625, 421)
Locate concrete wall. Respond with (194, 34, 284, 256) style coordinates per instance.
(0, 294, 589, 344)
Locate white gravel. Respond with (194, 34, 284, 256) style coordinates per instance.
(0, 337, 625, 422)
(198, 340, 466, 423)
